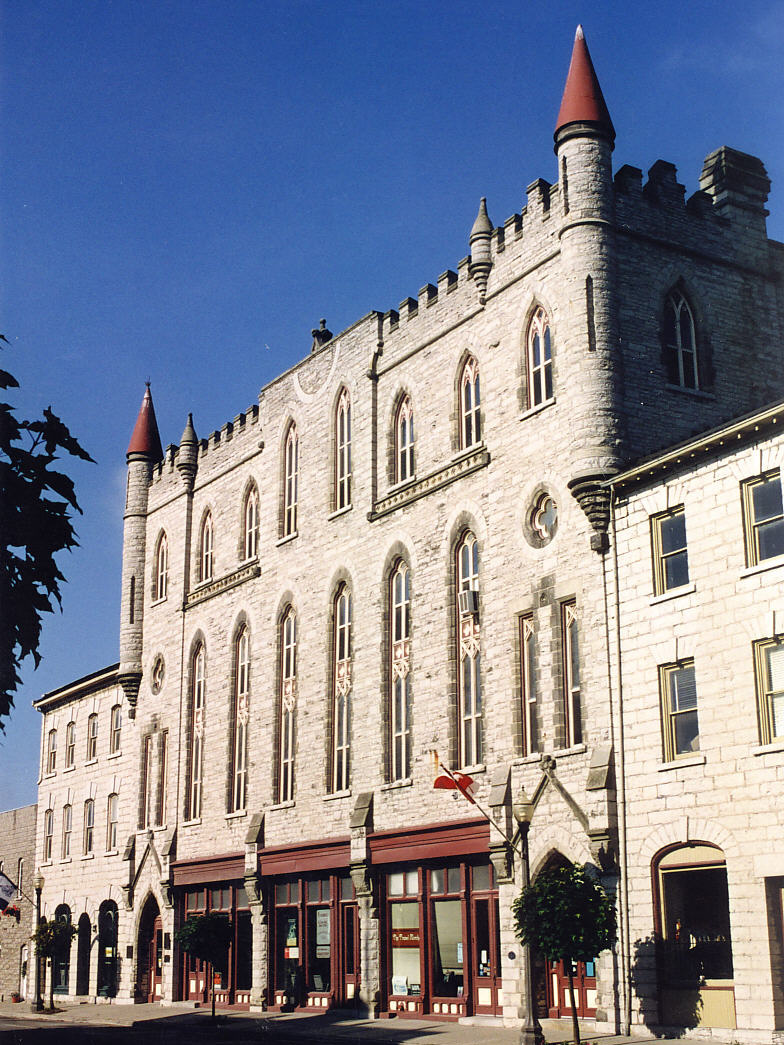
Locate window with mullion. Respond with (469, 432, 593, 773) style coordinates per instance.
(664, 292, 698, 390)
(660, 661, 699, 760)
(47, 728, 57, 773)
(457, 532, 482, 767)
(43, 809, 53, 862)
(106, 793, 118, 851)
(390, 561, 411, 781)
(743, 471, 784, 565)
(65, 721, 75, 768)
(396, 396, 414, 482)
(520, 615, 538, 755)
(110, 704, 122, 754)
(652, 507, 689, 594)
(244, 487, 259, 560)
(189, 646, 205, 819)
(155, 533, 169, 600)
(83, 799, 94, 855)
(562, 601, 582, 747)
(140, 734, 153, 829)
(61, 804, 72, 859)
(460, 358, 481, 450)
(199, 513, 214, 582)
(336, 390, 352, 510)
(231, 627, 250, 812)
(755, 638, 784, 745)
(279, 609, 297, 803)
(284, 425, 299, 536)
(527, 307, 553, 408)
(331, 585, 352, 792)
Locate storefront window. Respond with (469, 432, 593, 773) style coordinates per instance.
(390, 902, 421, 996)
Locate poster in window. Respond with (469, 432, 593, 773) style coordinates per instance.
(316, 908, 330, 946)
(285, 916, 298, 947)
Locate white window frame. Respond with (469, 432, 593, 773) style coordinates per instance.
(244, 487, 259, 561)
(457, 532, 482, 767)
(390, 561, 411, 781)
(86, 714, 98, 761)
(664, 291, 698, 390)
(109, 704, 122, 754)
(155, 532, 168, 600)
(189, 646, 205, 819)
(660, 660, 699, 761)
(521, 614, 538, 755)
(279, 609, 297, 803)
(651, 507, 690, 595)
(754, 637, 784, 745)
(61, 804, 72, 859)
(335, 389, 352, 510)
(106, 793, 118, 851)
(43, 809, 53, 862)
(527, 306, 554, 408)
(199, 513, 214, 582)
(742, 470, 784, 567)
(83, 799, 94, 855)
(460, 357, 481, 450)
(562, 601, 582, 747)
(232, 627, 250, 812)
(396, 396, 414, 483)
(46, 728, 57, 774)
(65, 721, 75, 769)
(331, 585, 352, 792)
(283, 424, 298, 537)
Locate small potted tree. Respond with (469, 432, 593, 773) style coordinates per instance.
(175, 911, 233, 1022)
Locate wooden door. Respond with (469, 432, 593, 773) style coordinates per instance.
(471, 895, 502, 1015)
(148, 915, 163, 1002)
(547, 958, 596, 1018)
(337, 904, 359, 1007)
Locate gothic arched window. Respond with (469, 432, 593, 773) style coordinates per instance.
(526, 307, 553, 408)
(199, 513, 214, 583)
(154, 532, 168, 600)
(331, 584, 352, 793)
(243, 486, 259, 561)
(459, 357, 481, 450)
(395, 396, 414, 483)
(663, 291, 699, 390)
(278, 608, 297, 803)
(231, 626, 250, 812)
(188, 644, 205, 819)
(283, 424, 298, 537)
(456, 531, 482, 767)
(389, 560, 411, 781)
(335, 388, 352, 510)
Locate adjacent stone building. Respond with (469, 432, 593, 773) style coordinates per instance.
(0, 804, 36, 1002)
(30, 26, 784, 1041)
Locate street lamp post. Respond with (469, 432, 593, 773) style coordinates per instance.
(512, 789, 544, 1045)
(31, 871, 44, 1013)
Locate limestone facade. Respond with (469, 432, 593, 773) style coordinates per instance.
(0, 804, 36, 1002)
(29, 28, 784, 1042)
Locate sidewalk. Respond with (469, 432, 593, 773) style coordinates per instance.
(0, 1000, 667, 1045)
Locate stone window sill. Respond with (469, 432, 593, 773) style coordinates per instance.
(151, 596, 167, 608)
(107, 750, 122, 760)
(461, 763, 486, 775)
(381, 778, 413, 791)
(658, 753, 706, 772)
(740, 554, 784, 579)
(225, 809, 247, 820)
(81, 853, 94, 861)
(270, 800, 295, 811)
(327, 505, 352, 522)
(451, 442, 485, 464)
(651, 582, 696, 605)
(104, 849, 119, 858)
(665, 384, 715, 401)
(182, 818, 202, 828)
(59, 858, 72, 865)
(44, 772, 56, 780)
(276, 531, 298, 548)
(513, 752, 543, 766)
(387, 476, 418, 495)
(323, 789, 351, 802)
(519, 398, 555, 422)
(551, 743, 587, 759)
(85, 758, 98, 767)
(752, 739, 784, 756)
(64, 765, 75, 773)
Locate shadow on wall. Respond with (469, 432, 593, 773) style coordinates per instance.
(631, 935, 703, 1038)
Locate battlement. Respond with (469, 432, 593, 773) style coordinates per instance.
(149, 404, 260, 486)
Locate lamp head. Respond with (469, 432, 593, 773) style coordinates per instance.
(512, 787, 534, 826)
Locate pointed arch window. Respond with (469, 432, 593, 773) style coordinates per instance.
(663, 291, 698, 390)
(395, 396, 414, 483)
(456, 531, 482, 767)
(154, 532, 168, 600)
(278, 608, 297, 803)
(389, 561, 411, 781)
(331, 584, 352, 793)
(283, 424, 299, 537)
(527, 307, 553, 408)
(231, 626, 250, 812)
(199, 513, 214, 583)
(244, 486, 259, 560)
(188, 645, 205, 819)
(335, 389, 352, 510)
(459, 357, 481, 450)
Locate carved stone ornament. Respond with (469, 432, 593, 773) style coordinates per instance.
(460, 616, 481, 660)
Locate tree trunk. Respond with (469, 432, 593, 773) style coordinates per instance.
(211, 963, 216, 1022)
(567, 963, 580, 1045)
(48, 960, 54, 1013)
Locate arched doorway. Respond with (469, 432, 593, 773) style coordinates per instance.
(53, 905, 72, 995)
(653, 842, 735, 1029)
(137, 895, 163, 1003)
(97, 901, 118, 997)
(534, 854, 598, 1020)
(76, 913, 91, 995)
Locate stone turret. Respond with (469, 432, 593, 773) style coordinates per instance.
(554, 26, 622, 550)
(469, 197, 493, 305)
(699, 146, 771, 266)
(177, 413, 198, 489)
(119, 384, 162, 717)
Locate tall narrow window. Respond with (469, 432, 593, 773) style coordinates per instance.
(652, 507, 690, 594)
(16, 858, 23, 898)
(106, 793, 118, 851)
(156, 730, 168, 826)
(456, 532, 482, 767)
(562, 601, 582, 747)
(660, 661, 699, 760)
(61, 804, 72, 859)
(244, 486, 260, 560)
(520, 615, 538, 755)
(83, 799, 94, 855)
(527, 307, 554, 408)
(279, 608, 297, 803)
(395, 396, 415, 483)
(335, 389, 352, 510)
(460, 357, 481, 450)
(390, 561, 412, 781)
(43, 809, 53, 862)
(109, 704, 122, 754)
(47, 728, 57, 773)
(199, 513, 214, 582)
(139, 734, 153, 829)
(754, 637, 784, 745)
(155, 533, 168, 600)
(283, 424, 298, 537)
(232, 627, 250, 812)
(86, 714, 98, 761)
(331, 585, 352, 792)
(663, 291, 698, 390)
(65, 721, 75, 769)
(742, 470, 784, 566)
(189, 645, 205, 819)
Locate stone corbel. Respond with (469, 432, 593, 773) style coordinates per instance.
(489, 840, 514, 884)
(121, 884, 133, 911)
(243, 871, 264, 907)
(160, 881, 174, 909)
(587, 827, 618, 874)
(567, 476, 611, 553)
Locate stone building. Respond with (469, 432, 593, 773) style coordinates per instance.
(31, 26, 784, 1040)
(0, 804, 36, 1002)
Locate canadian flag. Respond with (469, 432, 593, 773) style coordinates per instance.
(432, 764, 476, 805)
(0, 872, 16, 912)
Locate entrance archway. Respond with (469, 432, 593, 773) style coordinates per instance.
(97, 901, 118, 997)
(76, 913, 91, 995)
(137, 895, 163, 1003)
(53, 905, 72, 995)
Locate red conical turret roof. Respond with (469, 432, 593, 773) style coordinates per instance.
(127, 383, 163, 461)
(555, 26, 614, 141)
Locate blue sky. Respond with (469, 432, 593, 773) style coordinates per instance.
(2, 0, 783, 809)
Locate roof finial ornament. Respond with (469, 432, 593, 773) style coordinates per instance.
(311, 318, 333, 353)
(469, 197, 493, 306)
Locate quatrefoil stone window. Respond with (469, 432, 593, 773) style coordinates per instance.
(525, 491, 558, 548)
